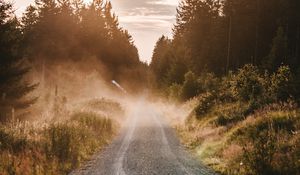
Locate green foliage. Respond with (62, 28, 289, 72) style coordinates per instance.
(150, 36, 172, 87)
(195, 92, 215, 119)
(165, 59, 188, 86)
(263, 27, 288, 71)
(152, 0, 300, 98)
(269, 66, 294, 101)
(0, 1, 37, 122)
(197, 72, 220, 94)
(180, 71, 199, 100)
(175, 0, 225, 74)
(230, 64, 265, 101)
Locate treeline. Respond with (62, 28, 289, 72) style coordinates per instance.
(150, 0, 300, 99)
(21, 0, 147, 86)
(0, 0, 146, 121)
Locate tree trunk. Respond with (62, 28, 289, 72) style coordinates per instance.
(254, 0, 260, 65)
(41, 58, 45, 90)
(226, 15, 232, 73)
(296, 22, 300, 60)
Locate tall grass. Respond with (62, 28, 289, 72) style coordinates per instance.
(0, 99, 122, 175)
(177, 100, 300, 175)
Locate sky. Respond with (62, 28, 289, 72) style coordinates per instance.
(13, 0, 179, 63)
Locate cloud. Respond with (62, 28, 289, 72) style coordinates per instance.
(110, 0, 179, 61)
(112, 0, 177, 34)
(147, 0, 179, 6)
(119, 15, 175, 31)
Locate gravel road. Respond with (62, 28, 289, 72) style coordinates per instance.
(71, 100, 217, 175)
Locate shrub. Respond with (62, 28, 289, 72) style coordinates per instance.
(269, 66, 294, 102)
(218, 72, 236, 102)
(195, 92, 215, 119)
(181, 71, 199, 100)
(197, 72, 220, 94)
(230, 64, 265, 101)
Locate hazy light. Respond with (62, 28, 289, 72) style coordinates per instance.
(83, 0, 92, 4)
(14, 0, 179, 63)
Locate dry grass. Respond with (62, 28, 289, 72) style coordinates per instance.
(0, 98, 123, 175)
(176, 101, 300, 175)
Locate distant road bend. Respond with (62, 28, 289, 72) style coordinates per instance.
(71, 100, 216, 175)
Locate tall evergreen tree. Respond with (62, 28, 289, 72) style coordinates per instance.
(0, 1, 37, 122)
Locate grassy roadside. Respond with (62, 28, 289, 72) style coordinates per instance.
(0, 98, 123, 175)
(176, 100, 300, 175)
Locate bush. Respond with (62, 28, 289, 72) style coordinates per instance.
(194, 92, 215, 119)
(269, 66, 294, 102)
(181, 71, 199, 100)
(197, 72, 220, 94)
(218, 73, 236, 102)
(230, 64, 265, 101)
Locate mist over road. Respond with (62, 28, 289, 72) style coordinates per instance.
(71, 99, 216, 175)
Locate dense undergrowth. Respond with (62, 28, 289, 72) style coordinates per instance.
(0, 98, 123, 175)
(175, 65, 300, 175)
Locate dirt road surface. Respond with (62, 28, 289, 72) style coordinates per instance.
(71, 100, 216, 175)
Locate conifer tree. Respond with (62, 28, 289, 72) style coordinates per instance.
(0, 1, 37, 122)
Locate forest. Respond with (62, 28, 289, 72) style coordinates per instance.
(0, 0, 300, 174)
(151, 0, 300, 93)
(1, 0, 148, 122)
(149, 0, 300, 174)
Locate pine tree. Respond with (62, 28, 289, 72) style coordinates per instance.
(0, 1, 37, 122)
(264, 26, 288, 71)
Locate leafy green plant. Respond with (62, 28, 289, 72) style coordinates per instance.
(181, 71, 199, 100)
(230, 64, 265, 102)
(194, 92, 215, 119)
(269, 66, 294, 102)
